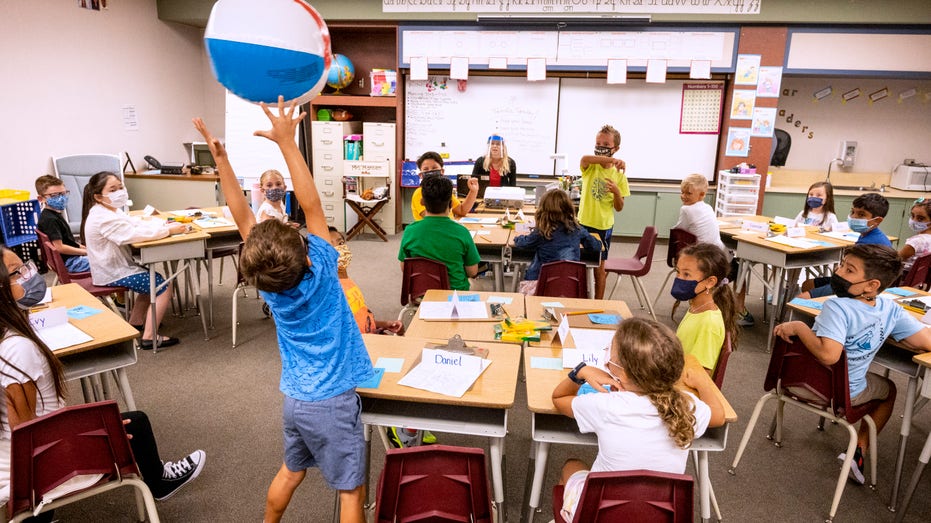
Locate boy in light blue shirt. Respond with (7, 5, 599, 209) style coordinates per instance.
(775, 244, 931, 485)
(194, 99, 372, 523)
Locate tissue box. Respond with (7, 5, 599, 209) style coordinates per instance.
(370, 69, 397, 97)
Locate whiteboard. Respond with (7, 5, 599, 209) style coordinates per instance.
(556, 79, 721, 182)
(225, 91, 299, 186)
(405, 76, 560, 175)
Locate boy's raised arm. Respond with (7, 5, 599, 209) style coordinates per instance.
(193, 117, 256, 241)
(254, 98, 329, 240)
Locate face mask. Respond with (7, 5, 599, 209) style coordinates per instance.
(909, 219, 929, 233)
(594, 146, 613, 157)
(807, 197, 823, 209)
(847, 216, 872, 233)
(106, 188, 129, 208)
(13, 262, 47, 309)
(45, 193, 68, 211)
(265, 188, 286, 202)
(829, 273, 868, 299)
(670, 277, 705, 302)
(421, 169, 442, 179)
(335, 244, 352, 271)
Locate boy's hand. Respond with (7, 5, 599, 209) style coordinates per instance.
(467, 177, 479, 194)
(613, 158, 626, 170)
(773, 321, 800, 342)
(605, 179, 620, 196)
(192, 118, 228, 161)
(254, 96, 305, 145)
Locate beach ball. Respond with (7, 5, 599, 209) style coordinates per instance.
(204, 0, 331, 105)
(326, 54, 355, 92)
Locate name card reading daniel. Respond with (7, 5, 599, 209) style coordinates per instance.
(29, 307, 93, 351)
(397, 348, 492, 397)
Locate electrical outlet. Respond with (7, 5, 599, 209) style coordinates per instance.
(358, 78, 365, 88)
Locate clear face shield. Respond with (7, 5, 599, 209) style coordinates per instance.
(486, 135, 505, 160)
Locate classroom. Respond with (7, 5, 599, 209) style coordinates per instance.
(2, 0, 931, 521)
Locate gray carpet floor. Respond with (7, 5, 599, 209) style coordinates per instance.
(49, 232, 931, 522)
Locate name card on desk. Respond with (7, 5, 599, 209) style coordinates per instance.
(741, 221, 769, 233)
(773, 216, 797, 227)
(786, 226, 806, 238)
(397, 348, 492, 397)
(562, 347, 607, 369)
(418, 291, 488, 320)
(834, 221, 851, 233)
(29, 307, 93, 351)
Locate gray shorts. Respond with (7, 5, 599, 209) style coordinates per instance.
(282, 389, 365, 491)
(851, 372, 893, 406)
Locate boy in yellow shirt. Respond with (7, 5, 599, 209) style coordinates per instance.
(411, 151, 478, 221)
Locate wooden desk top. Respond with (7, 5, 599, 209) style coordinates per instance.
(46, 284, 139, 357)
(720, 215, 897, 244)
(125, 172, 220, 182)
(357, 333, 521, 409)
(524, 296, 633, 348)
(405, 290, 525, 342)
(468, 226, 512, 247)
(523, 347, 737, 422)
(729, 230, 845, 254)
(130, 229, 210, 249)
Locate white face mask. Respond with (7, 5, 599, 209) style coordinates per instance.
(106, 188, 129, 208)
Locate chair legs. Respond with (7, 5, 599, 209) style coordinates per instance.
(606, 274, 658, 321)
(653, 268, 676, 308)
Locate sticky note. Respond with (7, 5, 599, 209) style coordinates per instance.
(358, 367, 385, 389)
(577, 383, 598, 395)
(67, 305, 103, 320)
(541, 302, 565, 308)
(448, 294, 481, 302)
(375, 357, 405, 373)
(884, 287, 916, 297)
(789, 298, 823, 310)
(588, 314, 621, 325)
(530, 356, 563, 370)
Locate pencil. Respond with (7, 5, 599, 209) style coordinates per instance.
(478, 234, 492, 242)
(902, 305, 925, 315)
(565, 309, 604, 316)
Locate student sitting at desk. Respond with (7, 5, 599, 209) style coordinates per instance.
(471, 134, 517, 188)
(898, 197, 931, 275)
(400, 175, 481, 291)
(194, 98, 373, 523)
(80, 173, 188, 350)
(35, 175, 90, 273)
(774, 244, 931, 484)
(411, 151, 478, 221)
(552, 318, 724, 522)
(0, 248, 206, 508)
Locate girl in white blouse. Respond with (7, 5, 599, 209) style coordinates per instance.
(80, 172, 187, 349)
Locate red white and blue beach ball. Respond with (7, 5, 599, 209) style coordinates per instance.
(204, 0, 332, 105)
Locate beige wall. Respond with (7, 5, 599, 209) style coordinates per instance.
(0, 0, 225, 195)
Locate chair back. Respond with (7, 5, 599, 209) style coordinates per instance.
(765, 337, 867, 422)
(35, 229, 54, 275)
(40, 236, 75, 285)
(625, 226, 659, 277)
(711, 333, 733, 389)
(52, 154, 122, 234)
(666, 228, 698, 269)
(375, 445, 492, 523)
(8, 401, 139, 520)
(400, 257, 450, 307)
(553, 469, 693, 523)
(535, 260, 588, 298)
(901, 253, 931, 291)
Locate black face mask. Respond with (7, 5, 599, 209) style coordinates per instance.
(829, 273, 868, 299)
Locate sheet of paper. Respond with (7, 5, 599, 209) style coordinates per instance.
(29, 307, 68, 331)
(588, 313, 621, 325)
(447, 293, 481, 302)
(418, 301, 455, 320)
(527, 58, 547, 81)
(410, 56, 428, 80)
(884, 287, 916, 297)
(786, 226, 806, 238)
(562, 347, 607, 368)
(690, 59, 711, 79)
(451, 302, 488, 319)
(488, 56, 508, 69)
(357, 367, 385, 389)
(742, 221, 769, 233)
(193, 217, 234, 228)
(773, 216, 796, 226)
(36, 323, 93, 351)
(541, 301, 565, 308)
(67, 305, 102, 320)
(765, 235, 819, 249)
(460, 217, 481, 223)
(923, 311, 931, 325)
(556, 314, 573, 348)
(568, 328, 616, 352)
(531, 357, 563, 370)
(450, 56, 469, 80)
(819, 230, 860, 242)
(646, 59, 667, 83)
(487, 296, 513, 304)
(398, 349, 492, 397)
(39, 288, 52, 305)
(789, 298, 824, 310)
(607, 59, 627, 84)
(834, 221, 851, 233)
(374, 357, 405, 373)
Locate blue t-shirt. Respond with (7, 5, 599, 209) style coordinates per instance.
(260, 234, 373, 402)
(813, 296, 923, 397)
(513, 224, 602, 280)
(857, 227, 893, 247)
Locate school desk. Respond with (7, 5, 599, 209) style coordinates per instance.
(520, 348, 737, 523)
(404, 289, 526, 343)
(899, 350, 931, 520)
(188, 206, 242, 328)
(47, 283, 140, 410)
(786, 288, 929, 512)
(459, 215, 514, 291)
(357, 333, 522, 520)
(523, 296, 632, 348)
(131, 229, 211, 349)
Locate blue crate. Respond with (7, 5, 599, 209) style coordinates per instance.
(0, 199, 39, 248)
(10, 239, 40, 266)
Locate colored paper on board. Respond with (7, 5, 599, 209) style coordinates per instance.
(884, 287, 916, 297)
(530, 357, 563, 370)
(789, 298, 823, 310)
(588, 314, 621, 325)
(448, 294, 481, 302)
(577, 383, 598, 395)
(375, 357, 405, 373)
(358, 367, 385, 389)
(67, 305, 103, 320)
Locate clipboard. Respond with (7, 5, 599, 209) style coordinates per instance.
(550, 307, 623, 330)
(424, 334, 490, 359)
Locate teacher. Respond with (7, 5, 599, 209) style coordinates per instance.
(471, 134, 517, 187)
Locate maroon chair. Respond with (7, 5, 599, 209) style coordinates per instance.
(376, 445, 492, 523)
(604, 226, 659, 320)
(535, 260, 588, 298)
(36, 230, 90, 282)
(8, 401, 159, 522)
(398, 257, 450, 322)
(728, 337, 884, 522)
(711, 333, 734, 390)
(654, 228, 698, 308)
(551, 469, 694, 523)
(900, 253, 931, 291)
(42, 237, 127, 315)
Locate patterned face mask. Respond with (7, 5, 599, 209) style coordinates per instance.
(336, 244, 352, 271)
(265, 188, 286, 202)
(594, 146, 613, 157)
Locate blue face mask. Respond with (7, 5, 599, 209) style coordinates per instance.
(670, 277, 704, 302)
(45, 193, 69, 211)
(265, 188, 286, 202)
(909, 219, 929, 233)
(847, 216, 872, 233)
(807, 197, 823, 209)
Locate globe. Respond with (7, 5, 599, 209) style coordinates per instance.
(327, 54, 355, 93)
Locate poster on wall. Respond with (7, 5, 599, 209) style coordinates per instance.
(735, 54, 761, 85)
(756, 66, 783, 98)
(750, 107, 777, 137)
(730, 90, 756, 120)
(725, 127, 750, 157)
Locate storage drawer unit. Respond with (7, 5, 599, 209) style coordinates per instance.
(715, 171, 761, 217)
(310, 121, 361, 230)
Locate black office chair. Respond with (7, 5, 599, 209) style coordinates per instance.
(771, 129, 791, 167)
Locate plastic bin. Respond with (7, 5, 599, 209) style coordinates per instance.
(0, 189, 30, 205)
(11, 239, 40, 266)
(0, 199, 40, 248)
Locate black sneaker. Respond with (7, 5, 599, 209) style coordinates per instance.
(155, 450, 206, 501)
(838, 446, 865, 485)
